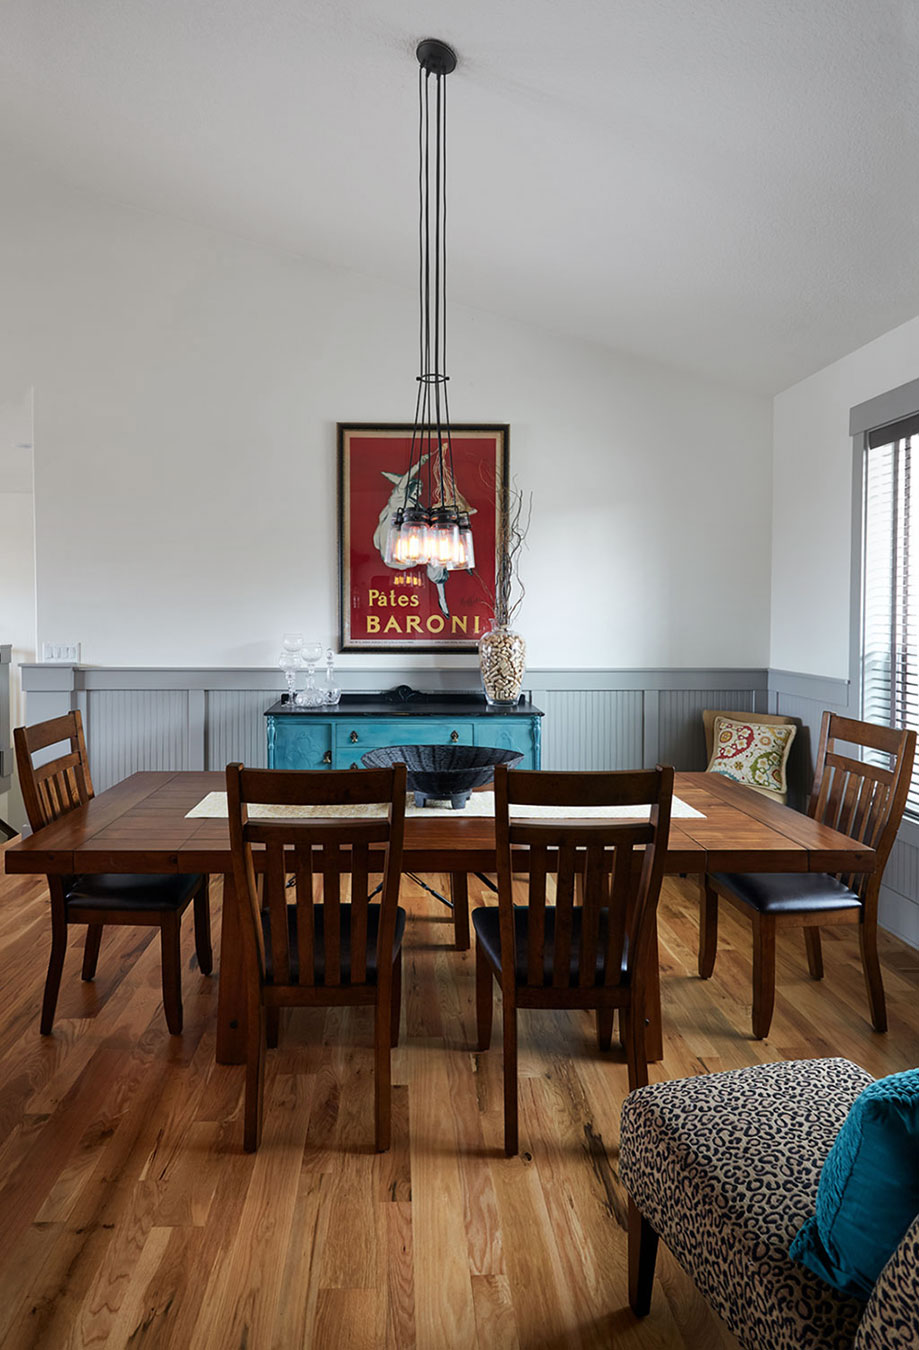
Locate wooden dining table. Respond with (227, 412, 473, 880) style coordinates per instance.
(4, 769, 876, 1065)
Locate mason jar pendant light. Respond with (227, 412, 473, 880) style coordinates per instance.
(385, 38, 474, 574)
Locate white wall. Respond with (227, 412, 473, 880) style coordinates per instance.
(772, 314, 919, 679)
(0, 388, 36, 831)
(0, 153, 773, 671)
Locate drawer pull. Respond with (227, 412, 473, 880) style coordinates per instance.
(350, 762, 359, 770)
(450, 730, 459, 742)
(322, 750, 332, 764)
(349, 730, 359, 743)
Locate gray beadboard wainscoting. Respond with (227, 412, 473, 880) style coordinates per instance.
(18, 662, 919, 948)
(0, 646, 11, 796)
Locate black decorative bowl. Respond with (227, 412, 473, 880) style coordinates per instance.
(361, 743, 523, 809)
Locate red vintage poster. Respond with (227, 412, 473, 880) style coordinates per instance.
(338, 423, 508, 650)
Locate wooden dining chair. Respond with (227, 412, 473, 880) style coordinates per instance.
(225, 761, 407, 1153)
(473, 763, 674, 1156)
(14, 711, 212, 1035)
(699, 711, 916, 1038)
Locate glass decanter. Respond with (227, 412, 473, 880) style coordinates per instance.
(321, 648, 341, 705)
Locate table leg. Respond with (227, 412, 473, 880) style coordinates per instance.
(450, 872, 470, 951)
(216, 871, 246, 1065)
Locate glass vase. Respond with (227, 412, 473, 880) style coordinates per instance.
(479, 624, 526, 707)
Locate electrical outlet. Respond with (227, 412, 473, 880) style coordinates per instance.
(41, 642, 81, 663)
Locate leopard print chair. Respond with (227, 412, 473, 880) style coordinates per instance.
(620, 1058, 919, 1349)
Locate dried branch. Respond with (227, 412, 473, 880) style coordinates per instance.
(494, 480, 532, 628)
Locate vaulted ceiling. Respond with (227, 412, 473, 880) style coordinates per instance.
(2, 0, 918, 393)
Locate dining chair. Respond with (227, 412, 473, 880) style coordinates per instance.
(14, 711, 212, 1035)
(473, 763, 674, 1156)
(225, 761, 407, 1153)
(699, 711, 916, 1038)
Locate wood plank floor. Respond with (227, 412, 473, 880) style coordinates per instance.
(2, 854, 919, 1349)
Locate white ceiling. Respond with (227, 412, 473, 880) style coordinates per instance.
(2, 0, 918, 394)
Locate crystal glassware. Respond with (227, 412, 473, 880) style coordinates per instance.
(322, 648, 341, 705)
(278, 647, 304, 704)
(295, 641, 325, 707)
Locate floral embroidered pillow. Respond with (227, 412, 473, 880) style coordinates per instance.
(706, 716, 796, 795)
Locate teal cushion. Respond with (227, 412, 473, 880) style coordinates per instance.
(790, 1067, 919, 1300)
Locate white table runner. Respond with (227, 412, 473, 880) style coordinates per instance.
(186, 790, 704, 822)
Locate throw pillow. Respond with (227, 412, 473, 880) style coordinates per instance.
(790, 1067, 919, 1300)
(706, 716, 796, 795)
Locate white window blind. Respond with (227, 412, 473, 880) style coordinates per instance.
(862, 415, 919, 816)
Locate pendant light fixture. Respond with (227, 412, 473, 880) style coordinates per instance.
(385, 38, 474, 574)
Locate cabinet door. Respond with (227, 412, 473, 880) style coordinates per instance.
(267, 718, 332, 770)
(474, 718, 538, 769)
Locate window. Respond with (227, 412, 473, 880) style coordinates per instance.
(861, 411, 919, 816)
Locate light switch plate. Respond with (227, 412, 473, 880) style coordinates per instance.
(41, 642, 81, 663)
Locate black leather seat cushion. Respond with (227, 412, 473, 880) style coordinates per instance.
(65, 872, 203, 914)
(261, 904, 406, 985)
(472, 905, 627, 987)
(708, 871, 862, 915)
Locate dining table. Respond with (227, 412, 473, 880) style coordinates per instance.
(4, 769, 876, 1065)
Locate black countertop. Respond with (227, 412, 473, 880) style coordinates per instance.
(265, 691, 543, 718)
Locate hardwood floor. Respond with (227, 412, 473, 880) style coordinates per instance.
(2, 854, 919, 1349)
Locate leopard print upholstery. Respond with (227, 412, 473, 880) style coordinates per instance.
(855, 1211, 919, 1349)
(620, 1058, 874, 1350)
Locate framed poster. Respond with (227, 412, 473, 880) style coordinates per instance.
(338, 423, 509, 651)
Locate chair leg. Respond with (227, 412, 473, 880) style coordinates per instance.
(628, 1196, 659, 1317)
(160, 913, 183, 1035)
(502, 997, 519, 1157)
(244, 1002, 266, 1152)
(698, 878, 719, 978)
(375, 996, 393, 1152)
(193, 878, 213, 976)
(266, 1007, 280, 1049)
(596, 1007, 614, 1051)
(859, 918, 887, 1033)
(475, 941, 494, 1051)
(390, 948, 403, 1049)
(622, 1002, 649, 1093)
(41, 904, 69, 1035)
(751, 915, 776, 1040)
(804, 927, 823, 979)
(81, 924, 104, 980)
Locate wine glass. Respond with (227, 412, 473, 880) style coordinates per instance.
(278, 647, 303, 704)
(296, 641, 325, 706)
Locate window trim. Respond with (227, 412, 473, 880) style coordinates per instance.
(851, 375, 919, 846)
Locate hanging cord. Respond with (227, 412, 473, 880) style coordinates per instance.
(441, 71, 459, 514)
(405, 65, 432, 513)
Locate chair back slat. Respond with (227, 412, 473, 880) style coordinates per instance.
(14, 712, 95, 831)
(808, 711, 916, 893)
(551, 841, 578, 989)
(604, 843, 633, 987)
(294, 845, 315, 987)
(525, 844, 549, 984)
(349, 842, 371, 985)
(321, 842, 343, 986)
(494, 765, 673, 998)
(226, 763, 406, 995)
(266, 842, 291, 986)
(577, 844, 606, 989)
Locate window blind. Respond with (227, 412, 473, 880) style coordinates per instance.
(862, 425, 919, 815)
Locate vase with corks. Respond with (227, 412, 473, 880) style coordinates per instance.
(479, 482, 530, 707)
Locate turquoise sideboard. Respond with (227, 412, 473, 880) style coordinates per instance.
(265, 691, 543, 772)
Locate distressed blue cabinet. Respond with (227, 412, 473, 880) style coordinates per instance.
(265, 694, 543, 771)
